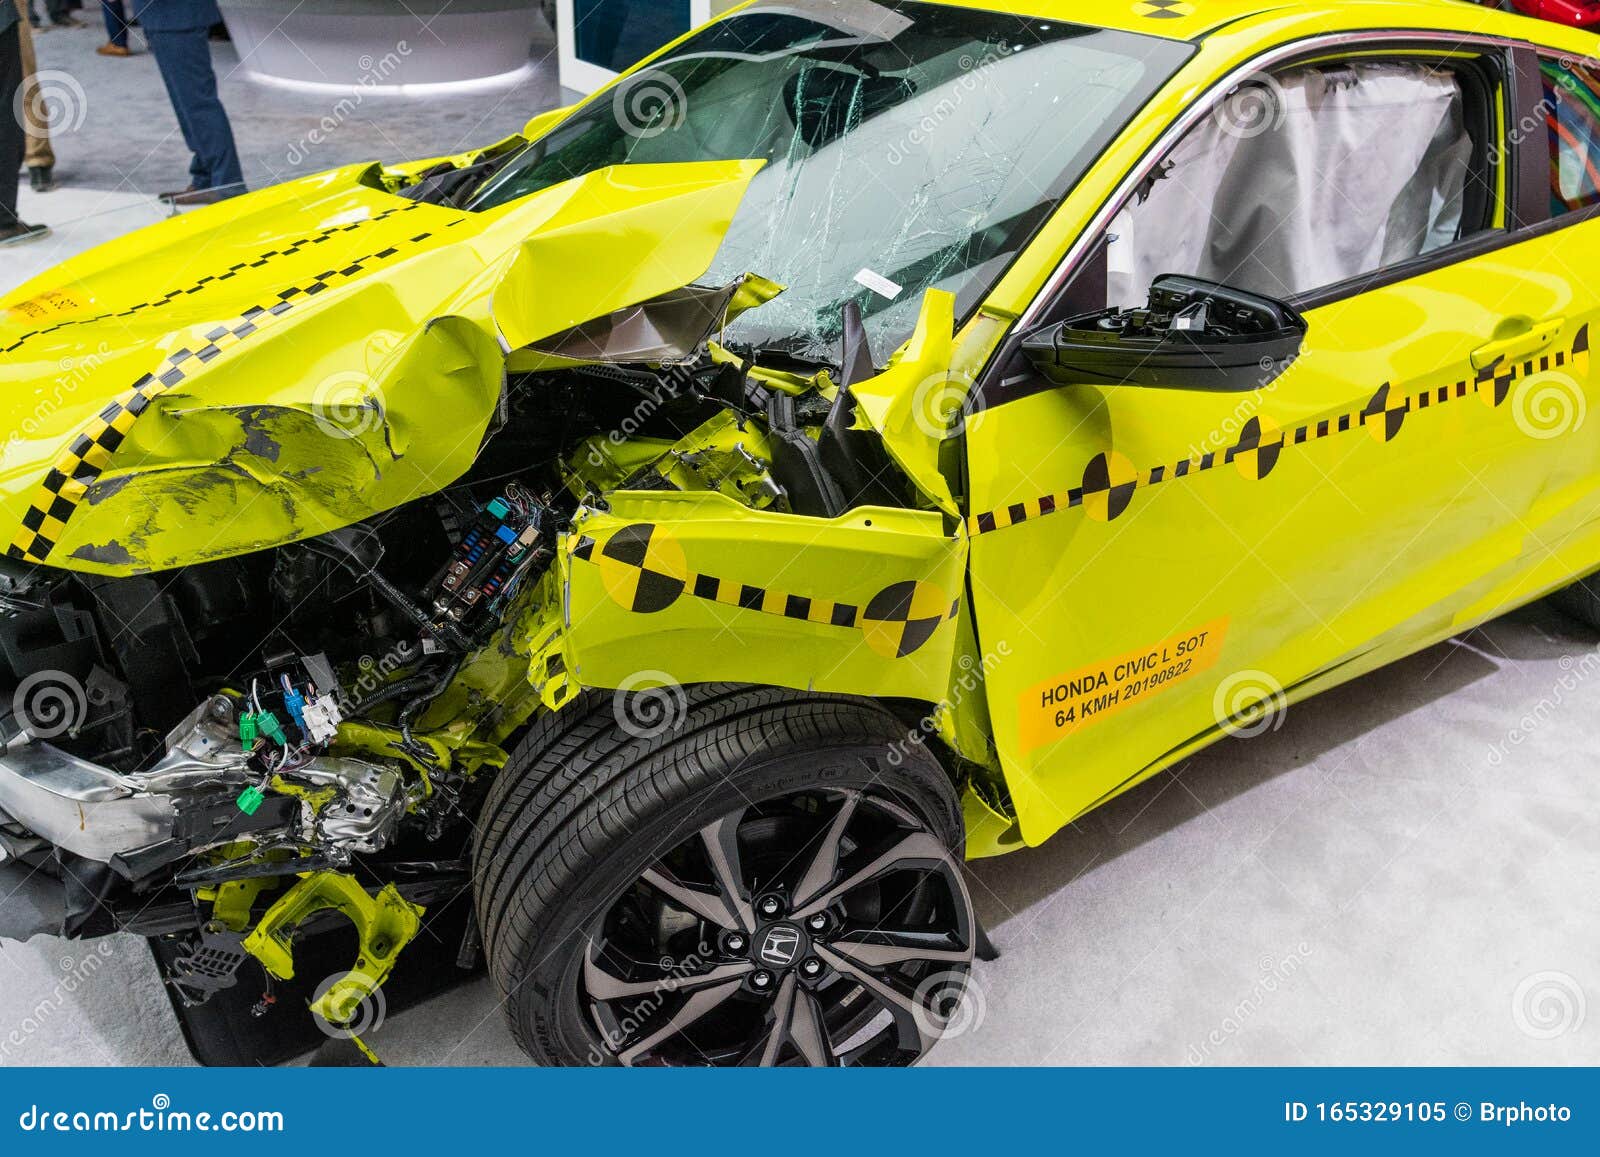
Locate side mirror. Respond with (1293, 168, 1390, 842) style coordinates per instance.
(1022, 275, 1306, 393)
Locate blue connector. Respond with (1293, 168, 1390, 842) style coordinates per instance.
(283, 687, 308, 732)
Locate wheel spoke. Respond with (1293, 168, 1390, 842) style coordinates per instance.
(584, 942, 754, 1001)
(814, 942, 940, 1055)
(617, 977, 747, 1066)
(793, 829, 951, 919)
(791, 791, 860, 908)
(749, 973, 798, 1066)
(787, 987, 836, 1066)
(829, 928, 970, 969)
(741, 974, 838, 1067)
(641, 866, 741, 930)
(699, 811, 755, 932)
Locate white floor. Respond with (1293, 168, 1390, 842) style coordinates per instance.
(4, 185, 171, 291)
(1, 191, 1596, 1069)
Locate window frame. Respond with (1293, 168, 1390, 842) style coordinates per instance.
(1010, 31, 1582, 341)
(1084, 49, 1510, 314)
(1531, 49, 1600, 221)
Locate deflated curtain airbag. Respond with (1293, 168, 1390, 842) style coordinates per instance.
(1107, 63, 1475, 306)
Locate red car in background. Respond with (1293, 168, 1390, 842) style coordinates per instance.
(1508, 1, 1600, 29)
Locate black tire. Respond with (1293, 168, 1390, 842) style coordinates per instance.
(1551, 573, 1600, 629)
(472, 683, 971, 1066)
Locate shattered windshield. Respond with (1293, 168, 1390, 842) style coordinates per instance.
(469, 0, 1191, 364)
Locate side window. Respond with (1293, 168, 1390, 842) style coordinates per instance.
(1103, 57, 1499, 308)
(1541, 56, 1600, 217)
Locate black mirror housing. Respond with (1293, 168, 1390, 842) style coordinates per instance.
(1022, 275, 1307, 393)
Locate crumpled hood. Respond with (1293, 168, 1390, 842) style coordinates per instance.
(0, 158, 763, 575)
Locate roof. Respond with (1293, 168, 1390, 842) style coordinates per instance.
(955, 0, 1507, 42)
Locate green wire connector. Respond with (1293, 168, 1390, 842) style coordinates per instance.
(237, 785, 266, 816)
(256, 711, 286, 746)
(239, 713, 258, 747)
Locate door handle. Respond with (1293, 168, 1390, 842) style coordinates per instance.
(1471, 317, 1565, 371)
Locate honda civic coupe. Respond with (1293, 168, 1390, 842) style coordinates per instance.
(2, 0, 1598, 1067)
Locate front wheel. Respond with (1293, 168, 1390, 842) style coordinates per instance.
(1550, 572, 1600, 629)
(472, 684, 976, 1066)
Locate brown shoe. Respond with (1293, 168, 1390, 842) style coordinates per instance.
(0, 222, 50, 247)
(159, 186, 236, 206)
(96, 43, 133, 57)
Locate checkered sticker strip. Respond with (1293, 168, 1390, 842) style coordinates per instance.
(966, 326, 1591, 538)
(1, 204, 425, 357)
(7, 218, 462, 564)
(572, 525, 960, 659)
(1132, 0, 1195, 20)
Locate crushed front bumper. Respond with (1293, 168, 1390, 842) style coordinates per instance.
(0, 740, 176, 863)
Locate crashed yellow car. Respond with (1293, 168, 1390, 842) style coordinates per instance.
(4, 0, 1600, 1066)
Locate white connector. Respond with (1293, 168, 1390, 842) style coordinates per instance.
(300, 695, 344, 745)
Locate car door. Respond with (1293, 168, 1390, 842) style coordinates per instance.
(965, 42, 1600, 845)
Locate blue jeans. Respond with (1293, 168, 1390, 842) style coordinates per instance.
(101, 1, 130, 48)
(144, 26, 244, 192)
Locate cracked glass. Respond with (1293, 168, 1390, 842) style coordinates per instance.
(469, 0, 1191, 364)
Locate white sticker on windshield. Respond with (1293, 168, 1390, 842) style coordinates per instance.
(853, 268, 903, 301)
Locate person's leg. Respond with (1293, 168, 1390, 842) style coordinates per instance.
(144, 28, 207, 187)
(100, 0, 127, 47)
(154, 25, 243, 192)
(14, 7, 55, 184)
(0, 25, 27, 227)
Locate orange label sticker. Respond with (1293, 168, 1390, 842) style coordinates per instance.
(1018, 618, 1229, 754)
(7, 289, 89, 323)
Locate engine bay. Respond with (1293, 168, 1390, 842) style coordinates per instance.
(0, 332, 919, 1034)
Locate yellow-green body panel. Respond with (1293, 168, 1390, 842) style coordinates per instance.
(559, 492, 967, 704)
(0, 159, 762, 573)
(4, 0, 1600, 872)
(957, 1, 1600, 846)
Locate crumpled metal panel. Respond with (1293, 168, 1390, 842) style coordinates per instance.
(521, 274, 784, 367)
(0, 160, 763, 575)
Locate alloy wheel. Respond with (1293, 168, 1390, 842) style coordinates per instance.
(580, 787, 975, 1066)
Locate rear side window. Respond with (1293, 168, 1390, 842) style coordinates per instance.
(1542, 57, 1600, 216)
